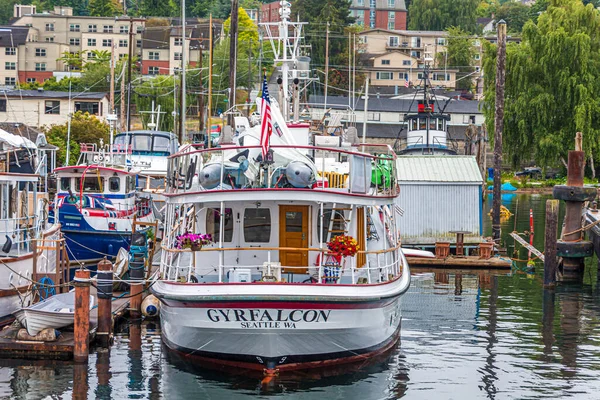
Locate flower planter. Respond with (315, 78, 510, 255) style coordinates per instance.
(190, 245, 203, 251)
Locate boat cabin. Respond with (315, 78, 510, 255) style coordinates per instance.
(402, 111, 453, 154)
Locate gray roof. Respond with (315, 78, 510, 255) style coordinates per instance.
(1, 89, 107, 100)
(0, 26, 29, 47)
(142, 27, 170, 49)
(397, 156, 483, 183)
(360, 28, 448, 37)
(309, 94, 482, 114)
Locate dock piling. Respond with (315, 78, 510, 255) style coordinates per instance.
(73, 269, 90, 363)
(97, 258, 114, 347)
(544, 200, 559, 286)
(129, 252, 144, 319)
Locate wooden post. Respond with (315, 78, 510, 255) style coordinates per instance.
(73, 269, 90, 363)
(126, 18, 134, 131)
(129, 251, 144, 319)
(97, 258, 113, 347)
(227, 0, 239, 127)
(544, 199, 559, 286)
(492, 20, 507, 242)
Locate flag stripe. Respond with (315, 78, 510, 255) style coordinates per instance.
(260, 73, 273, 160)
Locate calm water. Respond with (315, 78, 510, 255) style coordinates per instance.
(2, 194, 600, 399)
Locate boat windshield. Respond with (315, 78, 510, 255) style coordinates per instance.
(114, 133, 175, 156)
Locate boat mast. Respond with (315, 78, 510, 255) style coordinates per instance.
(179, 0, 187, 143)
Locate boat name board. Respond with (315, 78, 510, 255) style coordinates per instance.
(207, 308, 331, 329)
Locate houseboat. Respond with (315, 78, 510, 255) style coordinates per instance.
(50, 143, 155, 266)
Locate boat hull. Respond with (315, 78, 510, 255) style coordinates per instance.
(153, 273, 410, 370)
(63, 229, 130, 263)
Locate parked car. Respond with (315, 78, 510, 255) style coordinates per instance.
(515, 167, 561, 179)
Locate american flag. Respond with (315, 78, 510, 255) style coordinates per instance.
(404, 79, 409, 88)
(260, 72, 273, 160)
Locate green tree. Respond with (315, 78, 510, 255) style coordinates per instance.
(408, 0, 479, 32)
(482, 0, 600, 171)
(495, 2, 534, 33)
(89, 0, 122, 17)
(58, 50, 83, 71)
(134, 75, 179, 132)
(138, 0, 177, 17)
(45, 112, 110, 166)
(437, 27, 476, 90)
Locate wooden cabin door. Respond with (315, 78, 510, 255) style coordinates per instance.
(279, 205, 309, 272)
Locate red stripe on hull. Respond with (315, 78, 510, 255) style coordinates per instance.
(160, 296, 397, 310)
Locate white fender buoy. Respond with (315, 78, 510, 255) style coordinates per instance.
(141, 294, 160, 318)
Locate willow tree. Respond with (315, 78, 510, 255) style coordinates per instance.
(482, 0, 600, 174)
(408, 0, 479, 32)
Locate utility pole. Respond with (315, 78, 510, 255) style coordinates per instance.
(179, 1, 187, 144)
(110, 42, 115, 115)
(126, 18, 135, 131)
(247, 38, 252, 117)
(228, 0, 239, 127)
(324, 22, 329, 114)
(120, 62, 126, 131)
(208, 14, 213, 148)
(198, 43, 204, 133)
(362, 77, 369, 144)
(492, 20, 507, 242)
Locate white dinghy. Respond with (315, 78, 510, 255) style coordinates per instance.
(14, 293, 95, 336)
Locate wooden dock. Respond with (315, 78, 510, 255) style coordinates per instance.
(406, 255, 513, 269)
(0, 289, 130, 360)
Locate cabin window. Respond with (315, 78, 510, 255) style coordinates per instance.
(75, 177, 103, 193)
(206, 208, 233, 242)
(430, 118, 436, 130)
(60, 177, 70, 191)
(153, 136, 170, 154)
(132, 135, 152, 152)
(318, 210, 345, 241)
(0, 184, 7, 219)
(126, 176, 136, 192)
(109, 177, 120, 192)
(437, 119, 444, 130)
(419, 119, 426, 130)
(243, 208, 271, 242)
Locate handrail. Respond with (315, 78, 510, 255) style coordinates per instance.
(161, 243, 401, 255)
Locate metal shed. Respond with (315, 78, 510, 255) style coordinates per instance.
(396, 156, 483, 246)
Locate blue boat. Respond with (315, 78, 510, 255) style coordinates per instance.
(50, 144, 156, 276)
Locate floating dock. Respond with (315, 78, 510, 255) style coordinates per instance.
(406, 255, 512, 269)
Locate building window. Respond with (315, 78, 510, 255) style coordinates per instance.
(136, 40, 142, 48)
(35, 48, 46, 57)
(45, 37, 54, 42)
(174, 37, 182, 46)
(5, 48, 16, 56)
(474, 53, 481, 60)
(355, 10, 364, 23)
(119, 54, 126, 60)
(5, 78, 16, 86)
(45, 23, 54, 32)
(367, 112, 381, 121)
(410, 50, 420, 58)
(136, 25, 143, 33)
(0, 99, 6, 112)
(174, 52, 182, 61)
(5, 62, 16, 70)
(432, 72, 450, 81)
(381, 59, 390, 65)
(26, 78, 36, 83)
(75, 101, 99, 114)
(411, 37, 421, 47)
(388, 36, 399, 47)
(102, 39, 112, 47)
(148, 66, 159, 75)
(70, 38, 80, 46)
(88, 38, 96, 46)
(399, 72, 408, 80)
(45, 100, 60, 114)
(387, 0, 395, 6)
(103, 25, 113, 33)
(417, 72, 423, 79)
(388, 11, 395, 19)
(437, 38, 446, 46)
(376, 71, 393, 80)
(87, 52, 96, 59)
(119, 39, 128, 48)
(69, 24, 80, 32)
(388, 21, 395, 30)
(148, 51, 160, 60)
(402, 60, 411, 66)
(119, 25, 128, 34)
(243, 208, 271, 242)
(35, 63, 46, 71)
(88, 24, 97, 32)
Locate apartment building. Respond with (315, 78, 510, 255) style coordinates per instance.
(0, 89, 109, 128)
(141, 19, 221, 76)
(350, 0, 407, 30)
(359, 29, 484, 91)
(0, 26, 29, 86)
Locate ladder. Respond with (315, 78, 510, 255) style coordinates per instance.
(325, 203, 353, 242)
(366, 208, 379, 241)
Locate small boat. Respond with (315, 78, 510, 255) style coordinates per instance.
(14, 292, 95, 336)
(402, 248, 435, 258)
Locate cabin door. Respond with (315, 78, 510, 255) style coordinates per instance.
(279, 205, 309, 272)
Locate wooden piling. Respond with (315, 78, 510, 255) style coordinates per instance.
(544, 199, 559, 286)
(129, 252, 144, 319)
(73, 269, 90, 363)
(97, 258, 113, 348)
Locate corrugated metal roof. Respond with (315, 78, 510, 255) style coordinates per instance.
(397, 156, 483, 183)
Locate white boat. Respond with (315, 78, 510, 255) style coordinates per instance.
(152, 98, 410, 373)
(14, 292, 95, 336)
